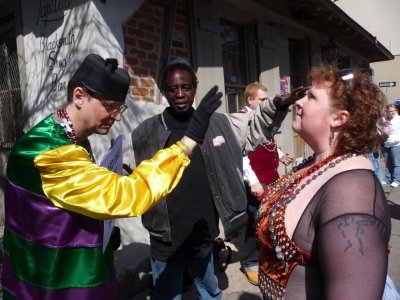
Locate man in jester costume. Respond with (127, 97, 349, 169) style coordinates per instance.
(2, 53, 222, 299)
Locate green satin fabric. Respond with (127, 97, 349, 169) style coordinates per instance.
(3, 229, 113, 289)
(35, 143, 189, 219)
(6, 115, 70, 195)
(3, 289, 14, 300)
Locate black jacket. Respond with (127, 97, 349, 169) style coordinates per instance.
(131, 111, 247, 242)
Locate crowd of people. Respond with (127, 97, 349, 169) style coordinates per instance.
(2, 53, 398, 300)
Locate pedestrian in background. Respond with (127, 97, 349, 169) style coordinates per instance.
(381, 103, 400, 187)
(2, 53, 221, 299)
(368, 151, 383, 183)
(394, 97, 400, 114)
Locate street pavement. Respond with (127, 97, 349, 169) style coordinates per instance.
(129, 183, 400, 300)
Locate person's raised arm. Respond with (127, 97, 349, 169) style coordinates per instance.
(36, 86, 222, 220)
(226, 86, 308, 154)
(181, 85, 222, 144)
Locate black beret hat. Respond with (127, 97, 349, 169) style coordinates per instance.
(164, 57, 192, 74)
(162, 57, 198, 91)
(167, 57, 191, 67)
(73, 53, 130, 103)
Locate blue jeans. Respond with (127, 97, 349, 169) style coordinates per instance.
(368, 152, 383, 182)
(382, 146, 400, 184)
(150, 250, 222, 300)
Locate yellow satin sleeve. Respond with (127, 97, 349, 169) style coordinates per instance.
(34, 144, 190, 220)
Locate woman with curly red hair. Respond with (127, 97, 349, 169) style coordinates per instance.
(256, 65, 391, 299)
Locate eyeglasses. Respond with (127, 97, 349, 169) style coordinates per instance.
(84, 88, 128, 117)
(99, 99, 128, 116)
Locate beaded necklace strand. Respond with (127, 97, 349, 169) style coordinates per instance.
(57, 107, 78, 144)
(257, 152, 359, 272)
(262, 139, 277, 153)
(56, 107, 95, 162)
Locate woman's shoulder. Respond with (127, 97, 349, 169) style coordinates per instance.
(322, 155, 375, 188)
(326, 154, 372, 175)
(326, 168, 376, 186)
(317, 164, 385, 218)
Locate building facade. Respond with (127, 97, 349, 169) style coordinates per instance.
(335, 0, 400, 103)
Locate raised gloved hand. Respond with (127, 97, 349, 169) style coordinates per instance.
(186, 85, 222, 144)
(273, 86, 309, 107)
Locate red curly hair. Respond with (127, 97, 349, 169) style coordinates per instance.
(308, 65, 385, 155)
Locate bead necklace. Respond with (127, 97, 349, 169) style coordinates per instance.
(57, 107, 77, 144)
(257, 152, 359, 273)
(262, 139, 277, 153)
(56, 107, 95, 162)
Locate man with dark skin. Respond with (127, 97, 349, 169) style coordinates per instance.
(129, 57, 306, 299)
(131, 59, 226, 299)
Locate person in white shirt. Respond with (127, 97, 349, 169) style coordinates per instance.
(381, 103, 400, 187)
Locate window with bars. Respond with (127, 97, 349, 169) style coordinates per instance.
(0, 25, 23, 149)
(219, 18, 248, 113)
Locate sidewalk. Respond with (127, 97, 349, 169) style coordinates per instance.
(129, 183, 400, 300)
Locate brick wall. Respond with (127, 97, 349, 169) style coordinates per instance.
(170, 0, 190, 59)
(123, 0, 190, 104)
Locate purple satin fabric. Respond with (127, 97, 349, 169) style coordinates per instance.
(2, 256, 117, 300)
(4, 178, 103, 248)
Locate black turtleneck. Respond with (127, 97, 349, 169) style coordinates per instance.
(150, 108, 219, 261)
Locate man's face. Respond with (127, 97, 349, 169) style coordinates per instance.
(248, 89, 269, 110)
(387, 107, 397, 120)
(165, 69, 195, 114)
(76, 87, 126, 136)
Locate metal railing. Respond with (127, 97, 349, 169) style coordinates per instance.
(0, 28, 23, 149)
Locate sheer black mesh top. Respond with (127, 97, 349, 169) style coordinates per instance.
(257, 169, 391, 300)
